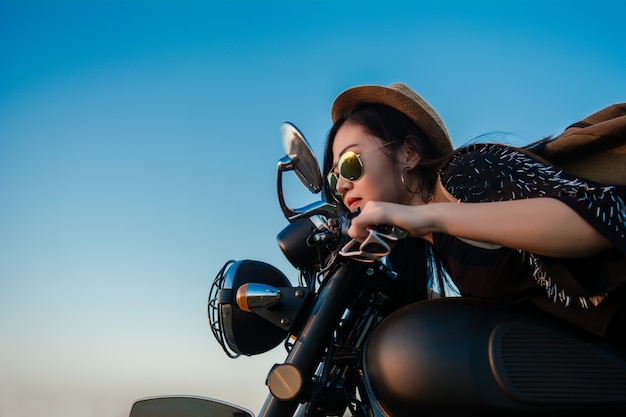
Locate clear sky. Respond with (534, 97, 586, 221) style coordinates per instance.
(1, 1, 624, 416)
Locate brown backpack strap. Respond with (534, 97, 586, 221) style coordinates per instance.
(525, 103, 626, 185)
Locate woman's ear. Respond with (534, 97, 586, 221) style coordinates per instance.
(401, 142, 421, 169)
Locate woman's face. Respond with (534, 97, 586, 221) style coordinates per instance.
(330, 121, 403, 212)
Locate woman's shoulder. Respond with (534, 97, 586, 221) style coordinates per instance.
(440, 142, 548, 175)
(438, 143, 595, 202)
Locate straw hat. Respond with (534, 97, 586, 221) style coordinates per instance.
(331, 83, 453, 156)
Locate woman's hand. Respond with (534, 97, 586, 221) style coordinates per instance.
(348, 201, 435, 242)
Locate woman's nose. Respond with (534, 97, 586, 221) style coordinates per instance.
(335, 175, 352, 196)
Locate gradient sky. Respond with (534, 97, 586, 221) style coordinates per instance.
(1, 1, 625, 416)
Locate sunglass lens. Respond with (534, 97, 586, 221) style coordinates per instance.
(326, 172, 342, 202)
(338, 152, 363, 181)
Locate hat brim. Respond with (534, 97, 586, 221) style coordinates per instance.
(331, 84, 453, 157)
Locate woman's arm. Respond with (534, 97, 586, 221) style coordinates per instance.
(348, 198, 613, 258)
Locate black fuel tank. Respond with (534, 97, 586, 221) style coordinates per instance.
(364, 297, 626, 416)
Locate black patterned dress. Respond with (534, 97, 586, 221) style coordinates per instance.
(435, 143, 626, 339)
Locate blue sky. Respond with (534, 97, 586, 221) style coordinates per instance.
(1, 1, 624, 416)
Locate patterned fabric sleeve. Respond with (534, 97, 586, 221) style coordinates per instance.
(439, 143, 626, 255)
(439, 143, 626, 310)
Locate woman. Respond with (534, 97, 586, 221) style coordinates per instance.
(323, 83, 626, 347)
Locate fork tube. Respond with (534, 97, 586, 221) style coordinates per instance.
(257, 262, 364, 417)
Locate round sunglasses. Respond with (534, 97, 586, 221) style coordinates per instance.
(327, 140, 397, 202)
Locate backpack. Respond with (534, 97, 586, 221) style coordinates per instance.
(523, 103, 626, 186)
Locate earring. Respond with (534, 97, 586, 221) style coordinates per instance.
(401, 167, 421, 195)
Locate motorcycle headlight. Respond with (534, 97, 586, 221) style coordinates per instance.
(208, 259, 303, 357)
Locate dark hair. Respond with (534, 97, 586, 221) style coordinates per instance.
(323, 103, 453, 304)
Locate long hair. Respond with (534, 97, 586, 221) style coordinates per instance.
(323, 103, 454, 304)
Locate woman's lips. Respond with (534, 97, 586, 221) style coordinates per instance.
(345, 197, 360, 211)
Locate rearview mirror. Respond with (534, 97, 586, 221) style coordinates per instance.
(129, 396, 254, 417)
(277, 123, 336, 222)
(281, 122, 322, 193)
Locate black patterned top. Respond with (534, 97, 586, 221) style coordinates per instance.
(435, 143, 626, 338)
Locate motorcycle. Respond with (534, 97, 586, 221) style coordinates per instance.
(129, 123, 626, 417)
